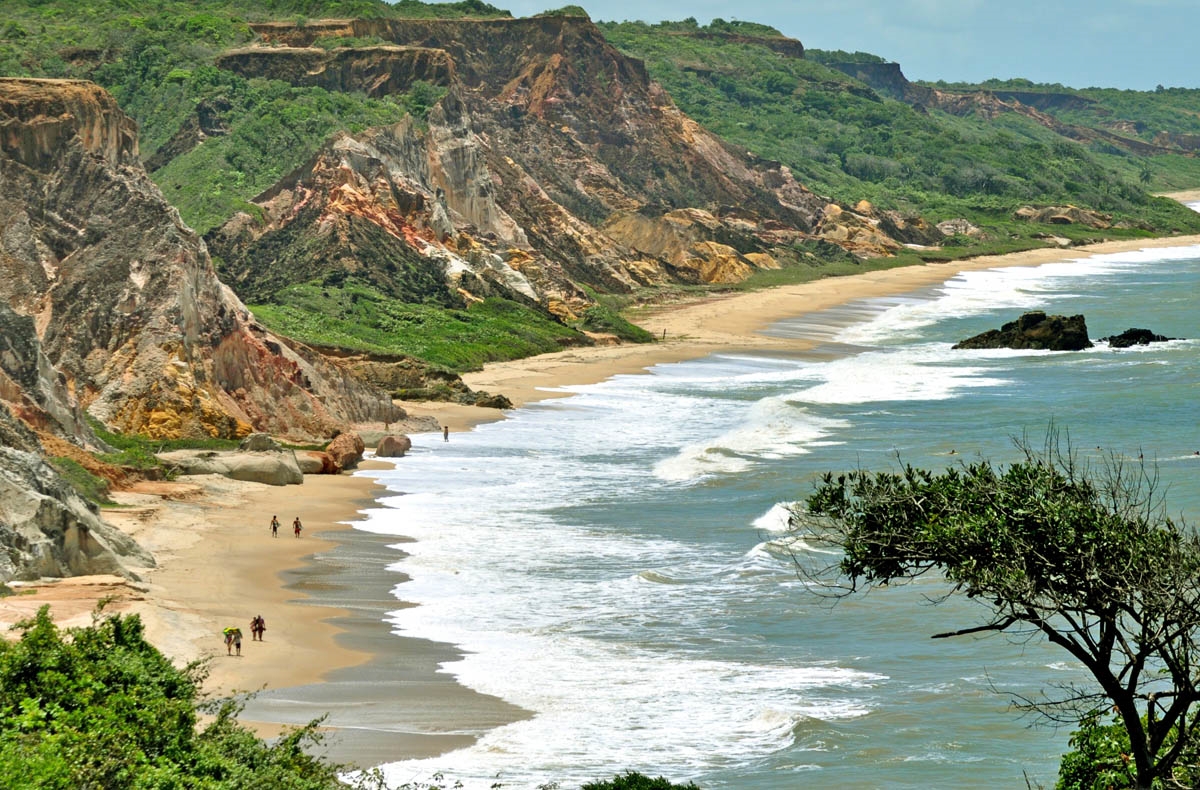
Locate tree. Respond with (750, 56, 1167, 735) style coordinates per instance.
(0, 606, 358, 788)
(789, 433, 1200, 789)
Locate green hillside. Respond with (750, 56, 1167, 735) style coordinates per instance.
(598, 19, 1200, 235)
(0, 0, 506, 233)
(6, 3, 1200, 375)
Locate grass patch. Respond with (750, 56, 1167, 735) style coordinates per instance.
(251, 283, 589, 371)
(89, 417, 241, 467)
(50, 457, 112, 505)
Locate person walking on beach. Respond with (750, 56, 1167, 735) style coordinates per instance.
(250, 615, 266, 641)
(293, 516, 302, 538)
(270, 515, 280, 538)
(224, 627, 242, 656)
(443, 425, 449, 442)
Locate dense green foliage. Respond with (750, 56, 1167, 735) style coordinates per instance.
(805, 49, 888, 66)
(582, 772, 701, 789)
(1057, 711, 1200, 789)
(0, 607, 351, 789)
(924, 77, 1200, 191)
(250, 283, 589, 371)
(598, 20, 1200, 237)
(797, 437, 1200, 788)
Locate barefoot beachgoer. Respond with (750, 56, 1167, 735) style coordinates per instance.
(270, 515, 280, 538)
(293, 517, 302, 538)
(250, 615, 266, 641)
(223, 627, 243, 656)
(443, 425, 449, 442)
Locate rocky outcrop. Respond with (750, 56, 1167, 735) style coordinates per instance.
(376, 434, 412, 457)
(326, 432, 365, 470)
(216, 46, 454, 98)
(238, 432, 282, 452)
(601, 208, 782, 285)
(209, 15, 876, 318)
(328, 352, 510, 407)
(1015, 205, 1112, 229)
(666, 31, 804, 59)
(0, 402, 152, 583)
(143, 98, 230, 172)
(155, 449, 304, 486)
(814, 203, 904, 256)
(825, 61, 935, 105)
(1100, 328, 1177, 348)
(937, 218, 983, 237)
(953, 312, 1093, 351)
(0, 78, 403, 441)
(0, 78, 139, 170)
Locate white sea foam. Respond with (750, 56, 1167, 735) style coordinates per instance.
(752, 502, 796, 533)
(829, 244, 1200, 346)
(345, 246, 1200, 788)
(653, 397, 848, 482)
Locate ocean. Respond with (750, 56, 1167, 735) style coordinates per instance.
(355, 236, 1200, 789)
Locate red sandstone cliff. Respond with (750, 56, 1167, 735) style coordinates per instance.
(0, 78, 401, 441)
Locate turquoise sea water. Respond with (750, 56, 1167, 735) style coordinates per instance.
(357, 238, 1200, 788)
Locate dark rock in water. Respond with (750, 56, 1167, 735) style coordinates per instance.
(953, 311, 1093, 351)
(1099, 328, 1176, 348)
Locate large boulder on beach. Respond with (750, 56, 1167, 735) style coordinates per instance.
(953, 311, 1093, 351)
(326, 432, 365, 470)
(295, 450, 340, 475)
(376, 435, 412, 458)
(155, 450, 303, 485)
(1100, 328, 1177, 348)
(238, 433, 282, 452)
(1014, 205, 1112, 229)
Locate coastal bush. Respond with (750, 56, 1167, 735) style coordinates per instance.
(598, 21, 1200, 238)
(0, 606, 358, 789)
(792, 431, 1200, 788)
(582, 772, 701, 789)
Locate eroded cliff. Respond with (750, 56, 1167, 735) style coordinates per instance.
(207, 15, 876, 323)
(0, 78, 401, 441)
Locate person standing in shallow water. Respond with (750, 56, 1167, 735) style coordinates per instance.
(270, 515, 280, 538)
(443, 425, 449, 442)
(293, 517, 302, 538)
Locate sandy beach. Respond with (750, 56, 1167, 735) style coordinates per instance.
(405, 232, 1200, 431)
(5, 228, 1200, 768)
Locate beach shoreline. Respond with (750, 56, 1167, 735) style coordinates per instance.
(403, 232, 1200, 431)
(6, 229, 1200, 769)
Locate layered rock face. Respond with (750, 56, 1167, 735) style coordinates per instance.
(0, 78, 402, 441)
(216, 45, 455, 98)
(0, 402, 151, 584)
(207, 16, 878, 317)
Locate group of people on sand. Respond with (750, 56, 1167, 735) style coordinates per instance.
(223, 615, 267, 656)
(269, 515, 302, 538)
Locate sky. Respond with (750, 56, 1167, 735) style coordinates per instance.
(499, 0, 1198, 91)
